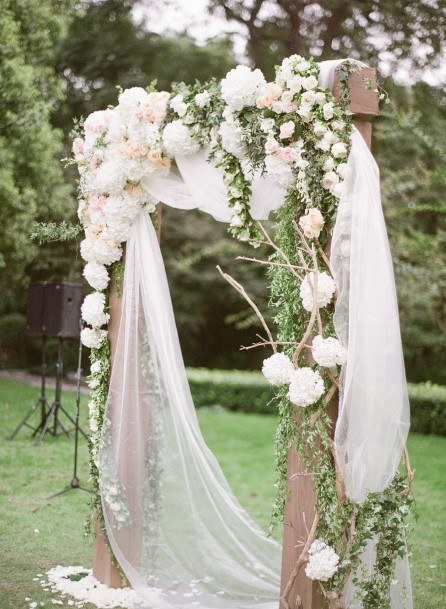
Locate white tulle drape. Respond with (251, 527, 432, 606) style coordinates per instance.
(98, 59, 412, 609)
(98, 211, 281, 609)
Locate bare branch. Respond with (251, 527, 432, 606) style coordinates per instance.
(217, 265, 277, 353)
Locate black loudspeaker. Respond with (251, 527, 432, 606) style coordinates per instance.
(27, 282, 83, 338)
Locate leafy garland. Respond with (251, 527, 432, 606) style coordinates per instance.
(41, 54, 413, 608)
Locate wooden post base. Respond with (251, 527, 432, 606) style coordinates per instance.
(92, 519, 123, 588)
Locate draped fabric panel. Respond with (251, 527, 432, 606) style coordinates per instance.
(98, 60, 412, 609)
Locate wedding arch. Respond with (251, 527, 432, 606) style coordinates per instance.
(71, 56, 413, 609)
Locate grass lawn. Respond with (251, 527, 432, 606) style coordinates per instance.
(0, 377, 445, 608)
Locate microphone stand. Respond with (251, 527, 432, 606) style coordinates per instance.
(49, 319, 91, 498)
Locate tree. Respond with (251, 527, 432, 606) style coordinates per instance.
(0, 0, 74, 315)
(373, 80, 446, 383)
(208, 0, 446, 79)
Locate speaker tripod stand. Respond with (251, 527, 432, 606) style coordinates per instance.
(8, 336, 51, 441)
(36, 336, 88, 446)
(49, 320, 91, 497)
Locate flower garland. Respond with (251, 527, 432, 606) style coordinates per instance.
(69, 55, 413, 608)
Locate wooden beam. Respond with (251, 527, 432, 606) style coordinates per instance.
(92, 272, 124, 588)
(279, 65, 379, 609)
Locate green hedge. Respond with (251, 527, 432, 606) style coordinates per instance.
(187, 368, 446, 436)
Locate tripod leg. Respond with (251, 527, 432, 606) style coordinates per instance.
(35, 403, 57, 446)
(8, 400, 41, 440)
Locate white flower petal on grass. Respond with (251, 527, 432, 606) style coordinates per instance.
(287, 367, 324, 407)
(262, 353, 294, 385)
(299, 272, 336, 312)
(312, 335, 346, 367)
(305, 539, 340, 581)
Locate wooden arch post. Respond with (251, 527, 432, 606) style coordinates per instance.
(279, 66, 379, 609)
(92, 64, 380, 595)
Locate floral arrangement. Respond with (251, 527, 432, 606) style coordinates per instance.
(67, 55, 413, 609)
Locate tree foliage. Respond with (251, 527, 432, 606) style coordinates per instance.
(0, 0, 74, 313)
(209, 0, 446, 78)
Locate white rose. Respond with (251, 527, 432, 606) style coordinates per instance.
(322, 171, 340, 190)
(194, 91, 211, 108)
(323, 157, 335, 171)
(301, 75, 318, 90)
(336, 163, 349, 179)
(297, 105, 312, 122)
(322, 102, 334, 120)
(314, 122, 328, 137)
(331, 142, 348, 158)
(301, 91, 317, 107)
(170, 94, 188, 117)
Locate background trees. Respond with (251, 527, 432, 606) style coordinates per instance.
(0, 0, 444, 382)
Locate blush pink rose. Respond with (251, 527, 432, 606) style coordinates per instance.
(278, 146, 296, 162)
(279, 121, 295, 140)
(72, 138, 84, 157)
(265, 138, 280, 155)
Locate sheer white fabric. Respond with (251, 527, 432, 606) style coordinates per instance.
(331, 128, 410, 502)
(98, 211, 281, 609)
(141, 150, 286, 222)
(98, 59, 411, 609)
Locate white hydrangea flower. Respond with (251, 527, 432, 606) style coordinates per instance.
(264, 154, 295, 189)
(305, 539, 340, 581)
(80, 235, 122, 266)
(90, 360, 102, 375)
(170, 94, 188, 117)
(81, 327, 108, 349)
(221, 65, 266, 111)
(83, 262, 110, 291)
(117, 87, 150, 120)
(300, 272, 336, 311)
(162, 120, 200, 156)
(287, 367, 324, 407)
(81, 292, 109, 328)
(262, 353, 295, 385)
(87, 157, 128, 196)
(218, 116, 245, 158)
(312, 335, 347, 367)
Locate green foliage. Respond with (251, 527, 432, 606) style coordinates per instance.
(0, 0, 78, 318)
(374, 81, 446, 384)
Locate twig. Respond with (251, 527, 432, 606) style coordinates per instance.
(400, 446, 415, 496)
(280, 511, 320, 609)
(236, 255, 305, 279)
(216, 266, 277, 353)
